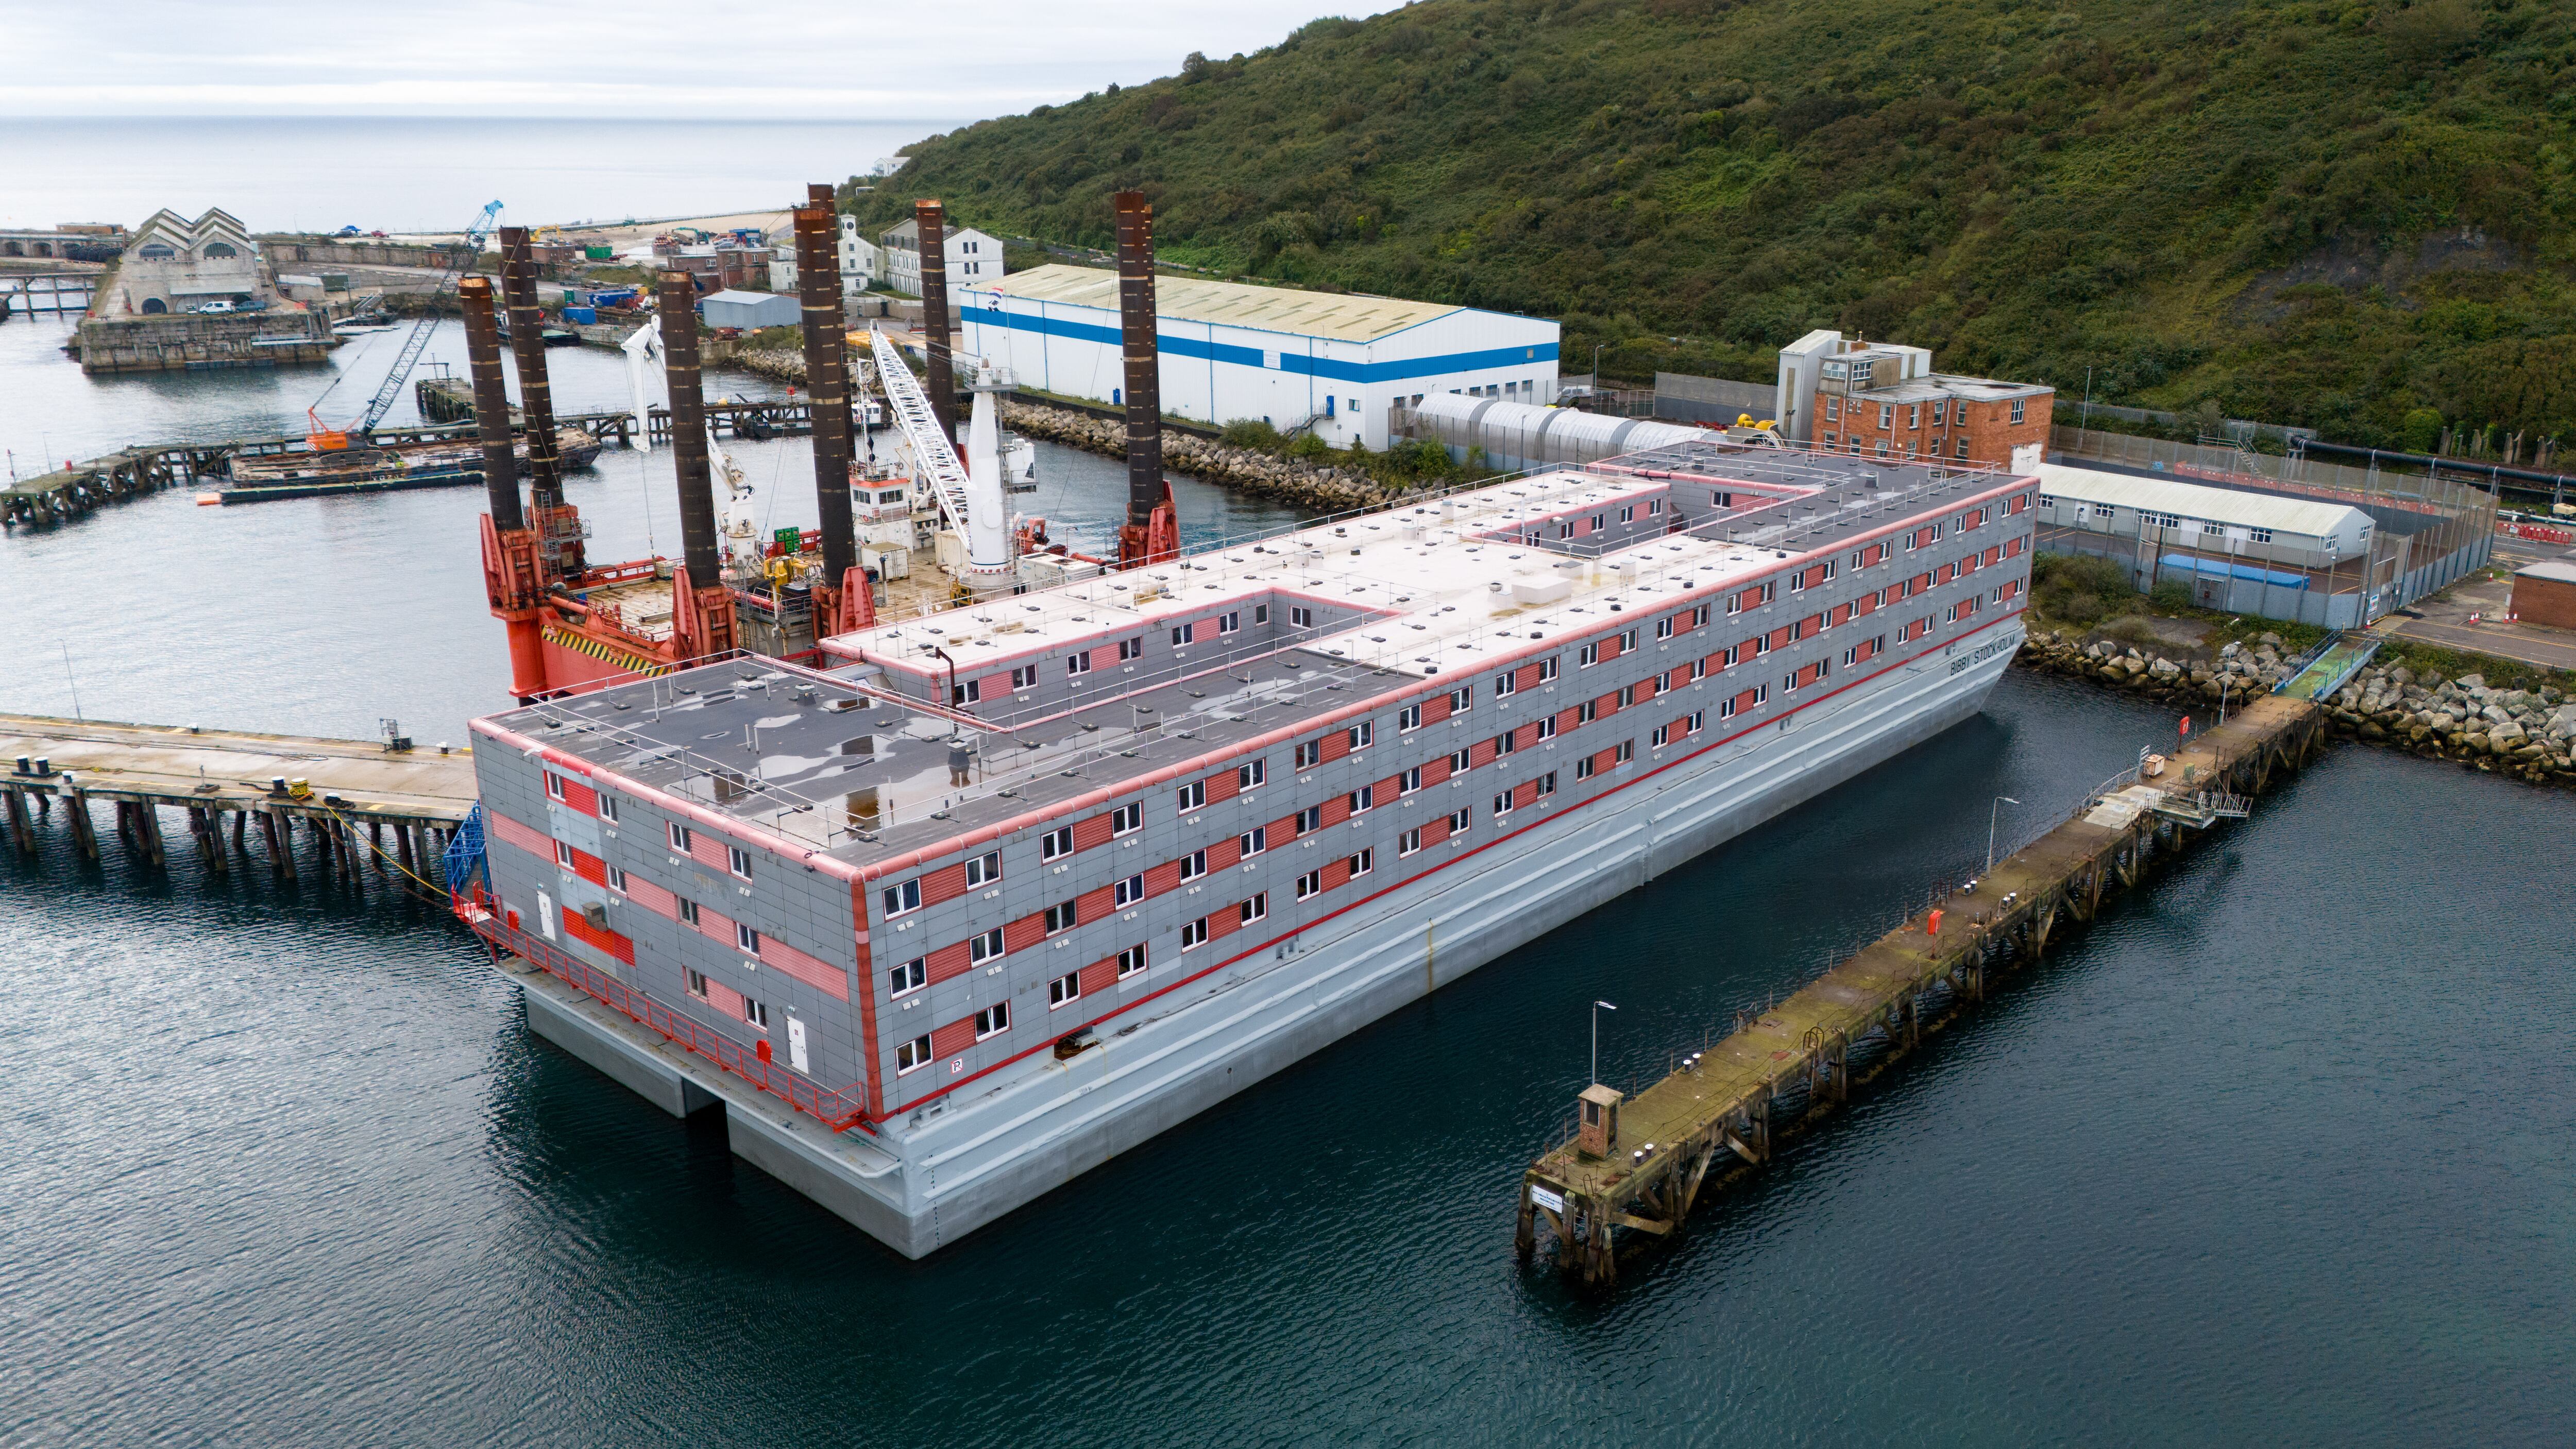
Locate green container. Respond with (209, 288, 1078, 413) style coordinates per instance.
(584, 245, 614, 260)
(773, 526, 803, 550)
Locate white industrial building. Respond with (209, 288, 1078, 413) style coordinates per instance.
(699, 289, 801, 331)
(880, 218, 1002, 297)
(958, 263, 1561, 451)
(2032, 462, 2404, 625)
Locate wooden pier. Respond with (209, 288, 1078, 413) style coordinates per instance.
(1, 714, 477, 889)
(1516, 693, 2329, 1287)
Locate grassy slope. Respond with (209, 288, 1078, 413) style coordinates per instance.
(846, 0, 2576, 449)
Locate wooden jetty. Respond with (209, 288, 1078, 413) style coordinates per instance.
(1516, 692, 2328, 1287)
(1, 714, 477, 888)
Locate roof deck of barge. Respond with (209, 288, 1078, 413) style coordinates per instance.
(480, 442, 2020, 872)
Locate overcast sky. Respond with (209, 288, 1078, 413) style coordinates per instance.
(0, 1, 1400, 118)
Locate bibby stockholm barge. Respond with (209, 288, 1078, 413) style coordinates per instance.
(459, 431, 2039, 1256)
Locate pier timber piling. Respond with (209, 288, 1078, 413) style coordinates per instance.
(1516, 693, 2328, 1287)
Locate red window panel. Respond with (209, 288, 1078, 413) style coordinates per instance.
(1513, 661, 1547, 692)
(1801, 613, 1825, 637)
(1555, 706, 1584, 733)
(1144, 860, 1184, 896)
(1961, 508, 1985, 532)
(1802, 564, 1829, 590)
(1912, 572, 1934, 594)
(1207, 905, 1244, 942)
(1766, 625, 1793, 651)
(1511, 723, 1539, 751)
(1591, 746, 1624, 775)
(1373, 773, 1407, 803)
(564, 845, 606, 887)
(1596, 690, 1622, 718)
(1999, 578, 2023, 600)
(1320, 859, 1352, 892)
(919, 862, 970, 908)
(1600, 634, 1624, 661)
(1704, 652, 1728, 676)
(1511, 780, 1540, 810)
(1854, 593, 1878, 618)
(1088, 643, 1122, 672)
(691, 901, 735, 947)
(1207, 836, 1243, 871)
(1267, 811, 1305, 842)
(1799, 662, 1824, 689)
(1422, 816, 1454, 848)
(1670, 609, 1697, 636)
(1202, 769, 1240, 804)
(1958, 554, 1979, 577)
(2005, 535, 2025, 558)
(1421, 693, 1454, 725)
(926, 940, 975, 984)
(1002, 914, 1046, 954)
(704, 977, 747, 1019)
(1079, 957, 1121, 995)
(760, 936, 851, 1001)
(1830, 602, 1853, 627)
(1319, 795, 1352, 827)
(686, 829, 731, 873)
(1076, 884, 1116, 919)
(1422, 756, 1454, 787)
(555, 776, 600, 815)
(978, 669, 1015, 697)
(2007, 493, 2028, 515)
(485, 810, 552, 860)
(1316, 731, 1350, 764)
(1913, 525, 1938, 549)
(931, 1016, 978, 1060)
(1957, 595, 1981, 618)
(1937, 562, 1956, 585)
(1735, 584, 1768, 612)
(1072, 814, 1115, 851)
(1466, 739, 1498, 769)
(1984, 545, 2002, 567)
(624, 875, 678, 918)
(1732, 688, 1763, 715)
(562, 909, 635, 965)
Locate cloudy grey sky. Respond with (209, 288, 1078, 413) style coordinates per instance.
(0, 1, 1398, 117)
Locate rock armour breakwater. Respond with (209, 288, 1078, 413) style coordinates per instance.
(2015, 627, 2576, 788)
(1002, 402, 1402, 514)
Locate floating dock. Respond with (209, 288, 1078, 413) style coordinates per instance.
(1516, 692, 2327, 1286)
(1, 714, 476, 885)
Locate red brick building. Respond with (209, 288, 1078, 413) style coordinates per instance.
(2511, 560, 2576, 630)
(1777, 330, 2053, 468)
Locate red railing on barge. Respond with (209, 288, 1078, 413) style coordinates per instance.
(455, 888, 874, 1133)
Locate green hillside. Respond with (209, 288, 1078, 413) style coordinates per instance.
(846, 0, 2576, 451)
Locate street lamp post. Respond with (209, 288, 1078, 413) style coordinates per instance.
(1591, 343, 1605, 392)
(1987, 795, 2021, 875)
(1591, 999, 1616, 1086)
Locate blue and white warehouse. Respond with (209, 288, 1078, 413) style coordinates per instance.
(957, 263, 1559, 451)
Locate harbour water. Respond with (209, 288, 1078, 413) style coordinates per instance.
(5, 249, 2573, 1444)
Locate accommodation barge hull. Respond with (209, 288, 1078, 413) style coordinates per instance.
(464, 438, 2041, 1256)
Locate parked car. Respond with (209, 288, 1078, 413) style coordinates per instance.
(193, 300, 236, 314)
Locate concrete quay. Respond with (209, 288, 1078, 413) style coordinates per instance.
(1515, 692, 2327, 1287)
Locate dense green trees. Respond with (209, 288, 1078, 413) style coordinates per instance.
(851, 0, 2576, 450)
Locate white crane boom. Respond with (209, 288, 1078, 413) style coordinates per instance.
(870, 326, 973, 533)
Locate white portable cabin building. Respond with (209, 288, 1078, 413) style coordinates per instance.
(957, 263, 1560, 451)
(2032, 462, 2397, 625)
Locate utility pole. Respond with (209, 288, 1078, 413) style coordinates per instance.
(1591, 1000, 1616, 1086)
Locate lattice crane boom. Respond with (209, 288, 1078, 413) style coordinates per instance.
(870, 325, 973, 533)
(350, 200, 505, 439)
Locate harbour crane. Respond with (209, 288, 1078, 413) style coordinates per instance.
(308, 200, 504, 449)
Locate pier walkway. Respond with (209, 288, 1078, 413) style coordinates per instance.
(1516, 693, 2327, 1286)
(2, 714, 475, 886)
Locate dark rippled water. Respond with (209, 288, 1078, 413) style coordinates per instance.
(5, 316, 2574, 1444)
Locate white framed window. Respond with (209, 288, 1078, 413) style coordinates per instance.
(1240, 892, 1267, 925)
(968, 926, 1004, 964)
(1113, 873, 1146, 907)
(742, 996, 768, 1029)
(1238, 826, 1266, 858)
(1066, 653, 1092, 676)
(1171, 622, 1194, 647)
(1254, 604, 1269, 625)
(668, 821, 692, 854)
(1290, 605, 1315, 628)
(1449, 686, 1474, 713)
(890, 957, 926, 997)
(974, 1001, 1010, 1039)
(597, 795, 619, 823)
(1558, 520, 1575, 540)
(1118, 636, 1144, 661)
(605, 865, 627, 894)
(1347, 721, 1374, 751)
(1399, 828, 1423, 857)
(1397, 766, 1422, 795)
(736, 922, 761, 956)
(1685, 710, 1704, 734)
(1492, 791, 1514, 818)
(1577, 756, 1597, 780)
(728, 845, 753, 880)
(1110, 803, 1142, 835)
(1177, 848, 1208, 882)
(1239, 759, 1266, 790)
(882, 879, 922, 917)
(1579, 643, 1599, 668)
(1295, 870, 1322, 901)
(1576, 700, 1597, 724)
(1619, 629, 1637, 652)
(1043, 899, 1079, 934)
(1116, 944, 1148, 980)
(1656, 617, 1675, 640)
(964, 849, 1001, 887)
(1011, 664, 1039, 690)
(1649, 499, 1664, 516)
(1494, 671, 1517, 698)
(2010, 398, 2026, 424)
(554, 839, 574, 870)
(1177, 780, 1207, 812)
(1180, 917, 1210, 950)
(1446, 807, 1471, 834)
(677, 896, 700, 926)
(1535, 771, 1557, 797)
(1652, 723, 1671, 747)
(1615, 740, 1635, 764)
(1536, 657, 1559, 682)
(1345, 849, 1373, 879)
(1040, 825, 1074, 860)
(545, 771, 567, 803)
(1216, 611, 1240, 635)
(1534, 717, 1557, 740)
(1619, 505, 1636, 524)
(1398, 704, 1422, 732)
(953, 678, 981, 706)
(1295, 741, 1319, 770)
(1347, 786, 1375, 815)
(897, 1032, 934, 1073)
(1493, 731, 1516, 757)
(687, 969, 709, 999)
